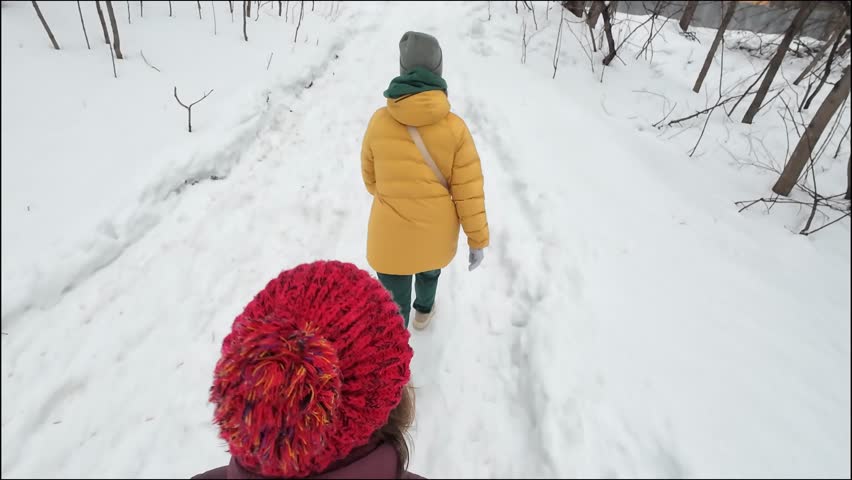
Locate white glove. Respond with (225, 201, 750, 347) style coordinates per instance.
(468, 248, 485, 271)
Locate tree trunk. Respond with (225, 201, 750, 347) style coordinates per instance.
(139, 1, 142, 17)
(105, 1, 123, 59)
(77, 1, 91, 49)
(562, 0, 583, 18)
(211, 1, 216, 34)
(278, 0, 281, 15)
(846, 150, 851, 201)
(742, 3, 815, 124)
(586, 0, 603, 28)
(773, 65, 851, 196)
(245, 0, 251, 17)
(169, 0, 172, 17)
(242, 0, 248, 41)
(197, 0, 202, 19)
(125, 0, 130, 23)
(693, 1, 736, 93)
(95, 0, 110, 44)
(794, 23, 842, 86)
(599, 1, 616, 66)
(32, 1, 60, 50)
(679, 0, 698, 32)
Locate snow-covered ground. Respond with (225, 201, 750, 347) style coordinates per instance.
(2, 1, 849, 478)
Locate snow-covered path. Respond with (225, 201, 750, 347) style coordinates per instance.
(2, 1, 849, 478)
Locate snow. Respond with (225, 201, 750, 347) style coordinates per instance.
(2, 1, 849, 478)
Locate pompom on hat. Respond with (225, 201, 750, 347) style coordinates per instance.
(209, 261, 413, 478)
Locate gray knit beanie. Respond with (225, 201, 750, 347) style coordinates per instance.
(399, 31, 443, 77)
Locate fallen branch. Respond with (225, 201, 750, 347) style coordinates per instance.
(140, 49, 160, 72)
(174, 87, 214, 133)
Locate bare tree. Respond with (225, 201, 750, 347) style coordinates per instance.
(95, 0, 110, 44)
(243, 0, 248, 41)
(693, 1, 735, 93)
(245, 0, 251, 17)
(742, 3, 816, 124)
(197, 0, 202, 19)
(174, 87, 214, 133)
(125, 0, 130, 23)
(294, 0, 304, 42)
(169, 0, 172, 17)
(679, 0, 698, 32)
(32, 1, 60, 50)
(76, 1, 91, 50)
(599, 1, 616, 66)
(278, 0, 281, 15)
(212, 1, 217, 34)
(773, 65, 851, 196)
(105, 1, 123, 59)
(285, 0, 289, 21)
(139, 0, 142, 17)
(801, 28, 844, 110)
(794, 22, 844, 85)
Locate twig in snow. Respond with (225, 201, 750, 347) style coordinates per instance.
(266, 51, 274, 70)
(803, 211, 851, 235)
(140, 49, 160, 72)
(835, 123, 851, 159)
(174, 87, 214, 133)
(653, 102, 678, 128)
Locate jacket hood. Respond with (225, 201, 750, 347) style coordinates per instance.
(386, 90, 450, 127)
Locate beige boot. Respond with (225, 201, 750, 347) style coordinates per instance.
(412, 303, 436, 331)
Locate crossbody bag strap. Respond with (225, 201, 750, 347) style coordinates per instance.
(407, 126, 449, 191)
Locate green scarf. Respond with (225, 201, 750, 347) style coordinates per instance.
(383, 67, 447, 99)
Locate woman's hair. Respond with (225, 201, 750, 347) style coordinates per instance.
(372, 384, 416, 473)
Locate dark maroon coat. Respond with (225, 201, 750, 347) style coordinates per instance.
(193, 441, 423, 480)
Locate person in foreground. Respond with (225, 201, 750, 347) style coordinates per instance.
(194, 261, 423, 479)
(361, 31, 490, 331)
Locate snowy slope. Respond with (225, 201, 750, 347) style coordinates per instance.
(2, 1, 850, 478)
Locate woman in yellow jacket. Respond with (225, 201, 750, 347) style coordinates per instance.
(361, 31, 490, 330)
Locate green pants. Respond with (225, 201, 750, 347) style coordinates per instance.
(377, 270, 441, 327)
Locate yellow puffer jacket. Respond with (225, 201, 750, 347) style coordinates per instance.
(361, 90, 489, 275)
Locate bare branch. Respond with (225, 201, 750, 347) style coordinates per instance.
(174, 87, 214, 133)
(140, 49, 160, 72)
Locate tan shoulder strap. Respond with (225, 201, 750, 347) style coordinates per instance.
(407, 126, 449, 190)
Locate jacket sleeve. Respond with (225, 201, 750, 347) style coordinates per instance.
(361, 112, 377, 196)
(450, 119, 490, 249)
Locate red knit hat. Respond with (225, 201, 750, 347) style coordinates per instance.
(209, 261, 412, 478)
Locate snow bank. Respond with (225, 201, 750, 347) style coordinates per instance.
(1, 0, 352, 324)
